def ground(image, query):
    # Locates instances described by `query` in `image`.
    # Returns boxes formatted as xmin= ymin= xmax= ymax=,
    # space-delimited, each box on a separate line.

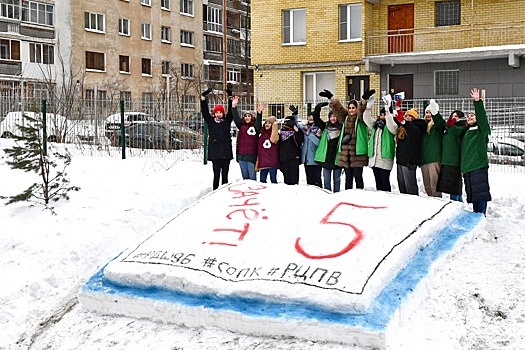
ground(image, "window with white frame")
xmin=180 ymin=30 xmax=194 ymax=46
xmin=85 ymin=51 xmax=105 ymax=71
xmin=141 ymin=0 xmax=151 ymax=6
xmin=119 ymin=18 xmax=130 ymax=36
xmin=180 ymin=0 xmax=193 ymax=16
xmin=162 ymin=61 xmax=171 ymax=75
xmin=0 ymin=0 xmax=20 ymax=20
xmin=282 ymin=8 xmax=306 ymax=44
xmin=303 ymin=72 xmax=335 ymax=102
xmin=206 ymin=6 xmax=222 ymax=32
xmin=182 ymin=95 xmax=196 ymax=111
xmin=435 ymin=0 xmax=461 ymax=26
xmin=227 ymin=68 xmax=241 ymax=83
xmin=339 ymin=4 xmax=362 ymax=41
xmin=142 ymin=58 xmax=152 ymax=75
xmin=141 ymin=23 xmax=151 ymax=40
xmin=161 ymin=26 xmax=171 ymax=43
xmin=29 ymin=43 xmax=54 ymax=64
xmin=435 ymin=70 xmax=459 ymax=95
xmin=22 ymin=1 xmax=54 ymax=26
xmin=181 ymin=63 xmax=194 ymax=78
xmin=119 ymin=55 xmax=130 ymax=73
xmin=161 ymin=0 xmax=170 ymax=10
xmin=0 ymin=39 xmax=20 ymax=60
xmin=85 ymin=12 xmax=105 ymax=32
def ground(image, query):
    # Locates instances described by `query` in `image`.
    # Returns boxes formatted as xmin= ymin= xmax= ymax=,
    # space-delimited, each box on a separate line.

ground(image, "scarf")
xmin=214 ymin=117 xmax=224 ymax=123
xmin=280 ymin=130 xmax=295 ymax=141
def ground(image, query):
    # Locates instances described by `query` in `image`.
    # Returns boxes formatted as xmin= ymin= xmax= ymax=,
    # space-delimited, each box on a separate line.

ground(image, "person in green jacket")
xmin=435 ymin=100 xmax=467 ymax=202
xmin=461 ymin=88 xmax=491 ymax=215
xmin=420 ymin=100 xmax=445 ymax=197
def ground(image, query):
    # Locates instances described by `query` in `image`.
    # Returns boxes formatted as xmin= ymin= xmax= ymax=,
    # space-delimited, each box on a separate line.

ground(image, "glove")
xmin=389 ymin=106 xmax=394 ymax=114
xmin=366 ymin=95 xmax=375 ymax=110
xmin=382 ymin=93 xmax=392 ymax=108
xmin=202 ymin=87 xmax=213 ymax=97
xmin=289 ymin=105 xmax=299 ymax=115
xmin=316 ymin=101 xmax=329 ymax=109
xmin=373 ymin=119 xmax=385 ymax=129
xmin=429 ymin=99 xmax=439 ymax=115
xmin=319 ymin=89 xmax=333 ymax=100
xmin=362 ymin=89 xmax=376 ymax=101
xmin=225 ymin=83 xmax=233 ymax=97
xmin=396 ymin=110 xmax=405 ymax=124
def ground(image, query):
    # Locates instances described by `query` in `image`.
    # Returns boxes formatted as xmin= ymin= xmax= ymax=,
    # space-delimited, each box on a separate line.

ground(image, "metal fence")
xmin=1 ymin=96 xmax=524 ymax=172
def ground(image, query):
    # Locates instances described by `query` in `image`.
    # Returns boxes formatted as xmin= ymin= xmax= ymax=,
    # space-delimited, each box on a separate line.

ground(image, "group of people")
xmin=201 ymin=85 xmax=491 ymax=216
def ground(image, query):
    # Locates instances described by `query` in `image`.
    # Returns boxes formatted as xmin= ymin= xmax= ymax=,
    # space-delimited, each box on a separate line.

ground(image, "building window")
xmin=161 ymin=26 xmax=171 ymax=43
xmin=339 ymin=4 xmax=362 ymax=41
xmin=283 ymin=9 xmax=306 ymax=44
xmin=141 ymin=0 xmax=151 ymax=6
xmin=85 ymin=51 xmax=105 ymax=71
xmin=120 ymin=91 xmax=132 ymax=108
xmin=204 ymin=35 xmax=222 ymax=53
xmin=227 ymin=68 xmax=241 ymax=83
xmin=162 ymin=61 xmax=171 ymax=75
xmin=0 ymin=0 xmax=20 ymax=19
xmin=29 ymin=43 xmax=54 ymax=64
xmin=22 ymin=1 xmax=54 ymax=26
xmin=180 ymin=30 xmax=194 ymax=46
xmin=206 ymin=6 xmax=222 ymax=32
xmin=119 ymin=18 xmax=130 ymax=36
xmin=141 ymin=23 xmax=152 ymax=40
xmin=303 ymin=72 xmax=335 ymax=102
xmin=161 ymin=0 xmax=170 ymax=10
xmin=180 ymin=0 xmax=193 ymax=16
xmin=0 ymin=39 xmax=20 ymax=60
xmin=227 ymin=38 xmax=242 ymax=57
xmin=142 ymin=58 xmax=151 ymax=75
xmin=182 ymin=95 xmax=196 ymax=111
xmin=85 ymin=12 xmax=105 ymax=32
xmin=119 ymin=55 xmax=130 ymax=73
xmin=435 ymin=70 xmax=459 ymax=95
xmin=142 ymin=92 xmax=153 ymax=111
xmin=435 ymin=0 xmax=461 ymax=27
xmin=181 ymin=63 xmax=194 ymax=78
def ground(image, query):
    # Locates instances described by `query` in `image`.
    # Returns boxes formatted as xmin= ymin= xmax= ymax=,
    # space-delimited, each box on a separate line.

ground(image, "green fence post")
xmin=120 ymin=100 xmax=126 ymax=159
xmin=42 ymin=99 xmax=47 ymax=156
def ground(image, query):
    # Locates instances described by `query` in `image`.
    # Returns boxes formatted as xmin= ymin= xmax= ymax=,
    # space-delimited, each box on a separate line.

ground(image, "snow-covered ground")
xmin=1 ymin=139 xmax=524 ymax=350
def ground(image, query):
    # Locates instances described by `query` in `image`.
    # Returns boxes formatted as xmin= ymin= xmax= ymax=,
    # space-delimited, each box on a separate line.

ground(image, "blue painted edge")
xmin=81 ymin=211 xmax=483 ymax=332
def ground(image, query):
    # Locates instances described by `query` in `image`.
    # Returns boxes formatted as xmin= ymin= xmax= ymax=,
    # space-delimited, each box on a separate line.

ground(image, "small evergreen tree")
xmin=1 ymin=113 xmax=80 ymax=207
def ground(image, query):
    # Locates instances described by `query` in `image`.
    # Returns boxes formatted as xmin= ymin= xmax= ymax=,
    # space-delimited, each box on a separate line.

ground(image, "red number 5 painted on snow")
xmin=295 ymin=202 xmax=387 ymax=260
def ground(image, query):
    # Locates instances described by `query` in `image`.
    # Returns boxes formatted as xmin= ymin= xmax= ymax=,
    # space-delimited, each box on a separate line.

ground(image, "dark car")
xmin=120 ymin=123 xmax=182 ymax=150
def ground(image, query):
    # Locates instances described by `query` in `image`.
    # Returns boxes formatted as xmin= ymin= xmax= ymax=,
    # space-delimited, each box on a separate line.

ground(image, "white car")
xmin=0 ymin=111 xmax=67 ymax=142
xmin=487 ymin=136 xmax=525 ymax=166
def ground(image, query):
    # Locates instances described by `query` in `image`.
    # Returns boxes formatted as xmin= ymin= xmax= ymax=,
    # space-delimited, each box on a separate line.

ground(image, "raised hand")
xmin=232 ymin=95 xmax=240 ymax=108
xmin=319 ymin=89 xmax=333 ymax=100
xmin=366 ymin=95 xmax=375 ymax=109
xmin=316 ymin=101 xmax=329 ymax=108
xmin=470 ymin=88 xmax=480 ymax=101
xmin=428 ymin=99 xmax=439 ymax=115
xmin=257 ymin=102 xmax=267 ymax=113
xmin=202 ymin=87 xmax=213 ymax=97
xmin=225 ymin=83 xmax=233 ymax=97
xmin=362 ymin=89 xmax=376 ymax=101
xmin=289 ymin=104 xmax=299 ymax=115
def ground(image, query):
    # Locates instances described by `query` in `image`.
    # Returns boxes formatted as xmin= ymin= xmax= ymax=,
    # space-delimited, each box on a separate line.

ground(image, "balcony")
xmin=365 ymin=22 xmax=525 ymax=63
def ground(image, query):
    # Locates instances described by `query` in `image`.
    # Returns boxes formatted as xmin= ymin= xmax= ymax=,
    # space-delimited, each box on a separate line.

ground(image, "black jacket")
xmin=201 ymin=98 xmax=233 ymax=161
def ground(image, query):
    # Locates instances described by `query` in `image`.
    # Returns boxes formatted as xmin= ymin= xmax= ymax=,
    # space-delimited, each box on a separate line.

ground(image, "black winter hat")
xmin=284 ymin=116 xmax=295 ymax=128
xmin=380 ymin=107 xmax=386 ymax=115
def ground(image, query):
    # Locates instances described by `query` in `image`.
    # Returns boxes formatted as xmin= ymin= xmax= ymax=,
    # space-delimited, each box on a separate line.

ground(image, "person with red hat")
xmin=200 ymin=86 xmax=234 ymax=190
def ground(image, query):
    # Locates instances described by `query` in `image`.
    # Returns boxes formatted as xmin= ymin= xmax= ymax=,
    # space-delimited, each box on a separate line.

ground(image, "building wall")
xmin=68 ymin=0 xmax=203 ymax=99
xmin=381 ymin=57 xmax=525 ymax=99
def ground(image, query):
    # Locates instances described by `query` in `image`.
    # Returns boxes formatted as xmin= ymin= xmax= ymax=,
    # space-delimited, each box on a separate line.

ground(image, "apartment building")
xmin=251 ymin=0 xmax=525 ymax=114
xmin=203 ymin=0 xmax=253 ymax=102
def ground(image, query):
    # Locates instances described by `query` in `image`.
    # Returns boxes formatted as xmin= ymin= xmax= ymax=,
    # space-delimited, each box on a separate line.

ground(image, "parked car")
xmin=113 ymin=123 xmax=181 ymax=150
xmin=487 ymin=136 xmax=525 ymax=166
xmin=0 ymin=111 xmax=67 ymax=142
xmin=105 ymin=112 xmax=152 ymax=134
xmin=491 ymin=125 xmax=525 ymax=143
xmin=168 ymin=124 xmax=202 ymax=150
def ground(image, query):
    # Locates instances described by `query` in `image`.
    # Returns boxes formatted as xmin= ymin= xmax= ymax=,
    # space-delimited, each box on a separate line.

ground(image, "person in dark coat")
xmin=201 ymin=87 xmax=233 ymax=190
xmin=395 ymin=108 xmax=427 ymax=195
xmin=232 ymin=97 xmax=264 ymax=181
xmin=461 ymin=88 xmax=491 ymax=215
xmin=279 ymin=116 xmax=304 ymax=185
xmin=435 ymin=103 xmax=467 ymax=202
